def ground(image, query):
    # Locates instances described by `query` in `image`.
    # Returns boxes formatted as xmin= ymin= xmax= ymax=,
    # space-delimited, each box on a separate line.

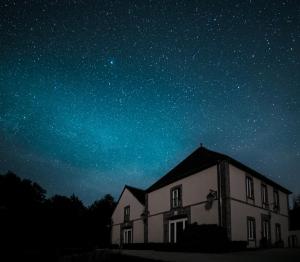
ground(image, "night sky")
xmin=0 ymin=0 xmax=299 ymax=204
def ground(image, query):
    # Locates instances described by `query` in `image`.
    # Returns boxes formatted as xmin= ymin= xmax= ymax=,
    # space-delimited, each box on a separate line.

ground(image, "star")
xmin=0 ymin=0 xmax=298 ymax=204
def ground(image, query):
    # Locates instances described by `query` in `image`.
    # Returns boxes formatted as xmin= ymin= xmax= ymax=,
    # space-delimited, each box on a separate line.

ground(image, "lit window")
xmin=246 ymin=176 xmax=254 ymax=199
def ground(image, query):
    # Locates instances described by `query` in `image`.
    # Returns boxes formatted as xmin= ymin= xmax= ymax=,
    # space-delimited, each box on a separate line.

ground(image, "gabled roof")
xmin=112 ymin=185 xmax=145 ymax=216
xmin=124 ymin=185 xmax=145 ymax=205
xmin=146 ymin=146 xmax=291 ymax=194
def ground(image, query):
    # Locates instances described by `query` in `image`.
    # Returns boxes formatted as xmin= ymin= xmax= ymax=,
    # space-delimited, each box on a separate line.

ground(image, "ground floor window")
xmin=169 ymin=218 xmax=187 ymax=243
xmin=247 ymin=217 xmax=256 ymax=241
xmin=123 ymin=228 xmax=132 ymax=244
xmin=275 ymin=223 xmax=281 ymax=242
xmin=262 ymin=217 xmax=271 ymax=240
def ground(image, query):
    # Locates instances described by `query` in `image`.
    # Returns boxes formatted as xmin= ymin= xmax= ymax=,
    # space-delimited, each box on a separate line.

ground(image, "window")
xmin=273 ymin=190 xmax=280 ymax=212
xmin=261 ymin=184 xmax=268 ymax=207
xmin=247 ymin=217 xmax=256 ymax=241
xmin=262 ymin=218 xmax=270 ymax=240
xmin=171 ymin=186 xmax=182 ymax=208
xmin=124 ymin=206 xmax=130 ymax=222
xmin=275 ymin=223 xmax=281 ymax=242
xmin=246 ymin=176 xmax=254 ymax=199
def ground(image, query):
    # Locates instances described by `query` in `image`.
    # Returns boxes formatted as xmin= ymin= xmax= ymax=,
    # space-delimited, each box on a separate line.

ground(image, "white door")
xmin=123 ymin=228 xmax=132 ymax=244
xmin=169 ymin=218 xmax=187 ymax=243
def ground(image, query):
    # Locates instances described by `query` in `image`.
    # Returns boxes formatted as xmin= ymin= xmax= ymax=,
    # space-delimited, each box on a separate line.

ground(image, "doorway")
xmin=169 ymin=218 xmax=187 ymax=243
xmin=123 ymin=228 xmax=133 ymax=244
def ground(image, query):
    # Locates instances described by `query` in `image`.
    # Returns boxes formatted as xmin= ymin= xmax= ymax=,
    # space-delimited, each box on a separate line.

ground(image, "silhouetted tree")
xmin=47 ymin=194 xmax=85 ymax=213
xmin=0 ymin=171 xmax=46 ymax=209
xmin=0 ymin=172 xmax=48 ymax=260
xmin=0 ymin=171 xmax=117 ymax=261
xmin=88 ymin=194 xmax=116 ymax=247
xmin=43 ymin=194 xmax=88 ymax=250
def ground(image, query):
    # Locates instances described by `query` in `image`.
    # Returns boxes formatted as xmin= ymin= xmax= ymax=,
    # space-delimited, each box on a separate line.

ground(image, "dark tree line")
xmin=0 ymin=171 xmax=116 ymax=261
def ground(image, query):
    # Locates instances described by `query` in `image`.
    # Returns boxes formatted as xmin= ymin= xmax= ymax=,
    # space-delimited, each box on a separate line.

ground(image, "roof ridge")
xmin=125 ymin=184 xmax=145 ymax=192
xmin=125 ymin=184 xmax=146 ymax=205
xmin=146 ymin=146 xmax=291 ymax=194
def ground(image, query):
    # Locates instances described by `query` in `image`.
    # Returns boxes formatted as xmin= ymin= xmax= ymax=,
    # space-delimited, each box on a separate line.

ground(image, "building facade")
xmin=111 ymin=146 xmax=291 ymax=248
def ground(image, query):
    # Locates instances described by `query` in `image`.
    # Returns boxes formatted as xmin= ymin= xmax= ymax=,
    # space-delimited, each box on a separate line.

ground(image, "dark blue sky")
xmin=0 ymin=0 xmax=299 ymax=204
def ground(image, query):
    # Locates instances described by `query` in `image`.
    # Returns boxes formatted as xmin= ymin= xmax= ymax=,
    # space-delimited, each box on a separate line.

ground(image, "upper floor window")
xmin=273 ymin=190 xmax=280 ymax=212
xmin=124 ymin=205 xmax=130 ymax=222
xmin=246 ymin=176 xmax=254 ymax=199
xmin=261 ymin=184 xmax=268 ymax=207
xmin=171 ymin=186 xmax=182 ymax=209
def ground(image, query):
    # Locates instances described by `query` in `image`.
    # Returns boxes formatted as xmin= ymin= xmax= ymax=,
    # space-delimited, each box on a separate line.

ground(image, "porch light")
xmin=205 ymin=189 xmax=217 ymax=210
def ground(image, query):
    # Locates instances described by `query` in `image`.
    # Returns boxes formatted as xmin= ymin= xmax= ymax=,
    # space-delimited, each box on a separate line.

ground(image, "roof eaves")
xmin=125 ymin=185 xmax=146 ymax=205
xmin=227 ymin=158 xmax=292 ymax=194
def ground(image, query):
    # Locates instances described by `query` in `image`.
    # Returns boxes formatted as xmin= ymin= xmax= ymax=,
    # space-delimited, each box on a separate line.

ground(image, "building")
xmin=111 ymin=146 xmax=291 ymax=248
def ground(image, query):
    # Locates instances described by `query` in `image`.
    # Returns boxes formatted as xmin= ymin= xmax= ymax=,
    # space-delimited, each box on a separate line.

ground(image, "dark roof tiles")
xmin=146 ymin=146 xmax=291 ymax=194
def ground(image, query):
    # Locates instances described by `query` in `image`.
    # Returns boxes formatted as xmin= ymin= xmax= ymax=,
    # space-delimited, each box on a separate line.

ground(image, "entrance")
xmin=169 ymin=218 xmax=187 ymax=243
xmin=261 ymin=214 xmax=271 ymax=247
xmin=123 ymin=228 xmax=132 ymax=244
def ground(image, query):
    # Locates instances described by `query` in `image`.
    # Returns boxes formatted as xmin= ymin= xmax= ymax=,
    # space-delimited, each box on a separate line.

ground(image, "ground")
xmin=121 ymin=248 xmax=300 ymax=262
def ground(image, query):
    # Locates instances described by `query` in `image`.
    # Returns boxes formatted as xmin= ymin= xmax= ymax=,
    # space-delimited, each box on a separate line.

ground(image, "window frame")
xmin=123 ymin=228 xmax=133 ymax=244
xmin=246 ymin=176 xmax=254 ymax=200
xmin=261 ymin=215 xmax=271 ymax=240
xmin=261 ymin=183 xmax=269 ymax=207
xmin=275 ymin=223 xmax=281 ymax=242
xmin=169 ymin=217 xmax=188 ymax=243
xmin=170 ymin=185 xmax=182 ymax=209
xmin=273 ymin=189 xmax=280 ymax=212
xmin=247 ymin=216 xmax=256 ymax=241
xmin=124 ymin=205 xmax=130 ymax=222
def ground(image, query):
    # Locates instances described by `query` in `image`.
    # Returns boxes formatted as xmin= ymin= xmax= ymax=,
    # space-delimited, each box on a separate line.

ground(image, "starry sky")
xmin=0 ymin=0 xmax=299 ymax=204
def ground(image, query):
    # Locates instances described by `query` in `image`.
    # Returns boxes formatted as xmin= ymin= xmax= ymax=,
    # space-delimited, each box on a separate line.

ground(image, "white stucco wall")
xmin=278 ymin=190 xmax=289 ymax=216
xmin=231 ymin=200 xmax=289 ymax=246
xmin=229 ymin=164 xmax=289 ymax=215
xmin=148 ymin=214 xmax=164 ymax=242
xmin=147 ymin=166 xmax=218 ymax=243
xmin=229 ymin=164 xmax=289 ymax=247
xmin=231 ymin=200 xmax=260 ymax=242
xmin=111 ymin=187 xmax=145 ymax=244
xmin=112 ymin=188 xmax=144 ymax=225
xmin=148 ymin=165 xmax=218 ymax=215
xmin=133 ymin=220 xmax=144 ymax=243
xmin=229 ymin=164 xmax=243 ymax=200
xmin=191 ymin=201 xmax=219 ymax=225
xmin=271 ymin=213 xmax=289 ymax=246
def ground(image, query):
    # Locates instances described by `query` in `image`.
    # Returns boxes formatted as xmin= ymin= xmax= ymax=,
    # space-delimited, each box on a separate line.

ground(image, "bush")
xmin=228 ymin=241 xmax=248 ymax=251
xmin=114 ymin=224 xmax=248 ymax=253
xmin=177 ymin=223 xmax=229 ymax=252
xmin=260 ymin=237 xmax=271 ymax=248
xmin=274 ymin=240 xmax=284 ymax=248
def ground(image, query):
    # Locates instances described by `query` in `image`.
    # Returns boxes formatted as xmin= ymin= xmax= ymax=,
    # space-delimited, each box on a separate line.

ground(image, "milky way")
xmin=0 ymin=0 xmax=299 ymax=204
